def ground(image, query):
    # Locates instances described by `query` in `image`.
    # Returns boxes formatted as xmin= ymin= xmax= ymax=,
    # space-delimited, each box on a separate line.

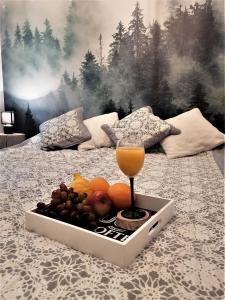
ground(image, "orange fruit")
xmin=89 ymin=176 xmax=110 ymax=192
xmin=107 ymin=183 xmax=131 ymax=209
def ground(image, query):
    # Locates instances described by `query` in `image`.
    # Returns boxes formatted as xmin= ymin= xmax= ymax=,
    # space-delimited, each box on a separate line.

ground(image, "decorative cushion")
xmin=101 ymin=106 xmax=180 ymax=148
xmin=78 ymin=112 xmax=119 ymax=151
xmin=39 ymin=107 xmax=91 ymax=150
xmin=161 ymin=108 xmax=225 ymax=158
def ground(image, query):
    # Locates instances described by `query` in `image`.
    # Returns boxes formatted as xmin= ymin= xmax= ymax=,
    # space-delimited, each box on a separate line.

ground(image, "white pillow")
xmin=161 ymin=108 xmax=225 ymax=158
xmin=78 ymin=112 xmax=119 ymax=151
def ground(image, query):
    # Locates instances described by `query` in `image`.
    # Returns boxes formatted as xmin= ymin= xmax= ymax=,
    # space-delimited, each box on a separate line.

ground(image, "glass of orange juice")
xmin=116 ymin=137 xmax=145 ymax=219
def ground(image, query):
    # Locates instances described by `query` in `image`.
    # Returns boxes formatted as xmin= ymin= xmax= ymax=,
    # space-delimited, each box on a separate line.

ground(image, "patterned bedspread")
xmin=0 ymin=138 xmax=224 ymax=300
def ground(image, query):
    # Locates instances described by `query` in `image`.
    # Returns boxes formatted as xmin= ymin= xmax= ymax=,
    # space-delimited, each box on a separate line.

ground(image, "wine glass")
xmin=116 ymin=137 xmax=145 ymax=219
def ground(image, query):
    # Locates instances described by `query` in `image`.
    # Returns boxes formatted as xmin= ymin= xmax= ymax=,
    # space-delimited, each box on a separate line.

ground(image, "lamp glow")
xmin=1 ymin=111 xmax=15 ymax=134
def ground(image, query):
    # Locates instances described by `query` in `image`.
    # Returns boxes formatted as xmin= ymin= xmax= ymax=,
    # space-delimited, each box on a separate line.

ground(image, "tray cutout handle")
xmin=148 ymin=220 xmax=161 ymax=236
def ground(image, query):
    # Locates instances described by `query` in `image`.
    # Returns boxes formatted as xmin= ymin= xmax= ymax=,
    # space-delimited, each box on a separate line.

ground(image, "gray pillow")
xmin=101 ymin=106 xmax=180 ymax=148
xmin=39 ymin=107 xmax=91 ymax=150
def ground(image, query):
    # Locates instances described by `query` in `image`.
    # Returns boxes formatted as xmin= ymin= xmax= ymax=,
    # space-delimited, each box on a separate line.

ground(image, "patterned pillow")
xmin=39 ymin=107 xmax=91 ymax=150
xmin=101 ymin=106 xmax=180 ymax=148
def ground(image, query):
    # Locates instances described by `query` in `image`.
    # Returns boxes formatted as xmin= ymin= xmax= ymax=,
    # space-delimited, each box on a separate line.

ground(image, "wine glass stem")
xmin=129 ymin=177 xmax=135 ymax=211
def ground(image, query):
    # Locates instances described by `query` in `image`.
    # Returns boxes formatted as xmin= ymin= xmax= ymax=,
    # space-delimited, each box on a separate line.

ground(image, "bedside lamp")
xmin=1 ymin=111 xmax=15 ymax=134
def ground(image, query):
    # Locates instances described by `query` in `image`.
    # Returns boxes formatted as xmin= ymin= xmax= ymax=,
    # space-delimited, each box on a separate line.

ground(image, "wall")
xmin=1 ymin=0 xmax=224 ymax=138
xmin=0 ymin=33 xmax=4 ymax=133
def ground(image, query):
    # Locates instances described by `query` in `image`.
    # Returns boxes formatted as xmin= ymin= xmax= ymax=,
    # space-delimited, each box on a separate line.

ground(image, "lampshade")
xmin=1 ymin=111 xmax=15 ymax=125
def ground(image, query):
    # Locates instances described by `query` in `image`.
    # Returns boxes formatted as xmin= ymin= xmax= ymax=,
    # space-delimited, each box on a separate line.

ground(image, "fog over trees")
xmin=2 ymin=0 xmax=224 ymax=136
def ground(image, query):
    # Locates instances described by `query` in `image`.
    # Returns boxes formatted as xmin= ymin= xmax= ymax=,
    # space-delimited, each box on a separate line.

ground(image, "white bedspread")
xmin=0 ymin=140 xmax=224 ymax=300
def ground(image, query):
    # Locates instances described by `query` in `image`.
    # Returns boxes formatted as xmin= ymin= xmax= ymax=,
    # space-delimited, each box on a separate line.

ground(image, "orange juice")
xmin=116 ymin=147 xmax=145 ymax=177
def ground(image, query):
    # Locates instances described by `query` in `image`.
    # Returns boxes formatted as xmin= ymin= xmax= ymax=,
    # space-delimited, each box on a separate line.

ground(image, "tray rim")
xmin=25 ymin=193 xmax=175 ymax=246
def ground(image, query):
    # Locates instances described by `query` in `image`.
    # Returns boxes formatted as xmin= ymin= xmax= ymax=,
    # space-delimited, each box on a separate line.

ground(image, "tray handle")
xmin=148 ymin=220 xmax=161 ymax=236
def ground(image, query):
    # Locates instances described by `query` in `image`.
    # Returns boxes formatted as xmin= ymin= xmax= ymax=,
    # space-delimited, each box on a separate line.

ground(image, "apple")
xmin=89 ymin=191 xmax=112 ymax=217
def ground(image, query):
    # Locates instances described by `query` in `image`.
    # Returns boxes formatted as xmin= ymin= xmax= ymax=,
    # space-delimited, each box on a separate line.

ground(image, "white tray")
xmin=25 ymin=194 xmax=175 ymax=268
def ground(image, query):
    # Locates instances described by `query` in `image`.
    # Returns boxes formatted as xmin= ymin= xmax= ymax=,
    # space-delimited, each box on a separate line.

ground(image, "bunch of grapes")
xmin=36 ymin=183 xmax=97 ymax=228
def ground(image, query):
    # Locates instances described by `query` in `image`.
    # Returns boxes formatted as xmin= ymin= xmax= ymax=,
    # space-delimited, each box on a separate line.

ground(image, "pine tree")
xmin=42 ymin=19 xmax=61 ymax=69
xmin=71 ymin=72 xmax=78 ymax=90
xmin=14 ymin=24 xmax=22 ymax=48
xmin=63 ymin=70 xmax=71 ymax=86
xmin=164 ymin=5 xmax=191 ymax=57
xmin=2 ymin=28 xmax=11 ymax=56
xmin=63 ymin=1 xmax=76 ymax=59
xmin=143 ymin=21 xmax=169 ymax=112
xmin=34 ymin=27 xmax=41 ymax=52
xmin=80 ymin=50 xmax=101 ymax=91
xmin=158 ymin=80 xmax=176 ymax=118
xmin=102 ymin=99 xmax=117 ymax=114
xmin=128 ymin=2 xmax=147 ymax=59
xmin=1 ymin=28 xmax=12 ymax=88
xmin=190 ymin=0 xmax=223 ymax=67
xmin=24 ymin=104 xmax=38 ymax=138
xmin=118 ymin=106 xmax=126 ymax=119
xmin=108 ymin=21 xmax=125 ymax=65
xmin=128 ymin=99 xmax=133 ymax=114
xmin=42 ymin=19 xmax=53 ymax=47
xmin=190 ymin=83 xmax=209 ymax=115
xmin=22 ymin=20 xmax=33 ymax=48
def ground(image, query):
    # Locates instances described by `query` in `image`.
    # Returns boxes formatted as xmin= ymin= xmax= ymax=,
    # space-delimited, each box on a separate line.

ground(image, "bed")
xmin=0 ymin=136 xmax=224 ymax=300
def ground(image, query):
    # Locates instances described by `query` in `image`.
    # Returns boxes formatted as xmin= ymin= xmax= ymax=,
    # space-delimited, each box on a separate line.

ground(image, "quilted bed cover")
xmin=0 ymin=136 xmax=224 ymax=300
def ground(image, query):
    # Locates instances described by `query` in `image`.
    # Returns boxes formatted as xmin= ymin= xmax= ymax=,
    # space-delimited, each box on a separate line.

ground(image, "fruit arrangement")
xmin=36 ymin=175 xmax=132 ymax=229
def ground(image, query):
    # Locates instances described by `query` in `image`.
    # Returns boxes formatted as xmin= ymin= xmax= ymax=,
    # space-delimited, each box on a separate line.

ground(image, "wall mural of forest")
xmin=1 ymin=0 xmax=224 ymax=138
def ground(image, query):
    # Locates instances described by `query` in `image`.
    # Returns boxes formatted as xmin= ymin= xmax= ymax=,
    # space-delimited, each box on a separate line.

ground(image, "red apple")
xmin=89 ymin=191 xmax=112 ymax=217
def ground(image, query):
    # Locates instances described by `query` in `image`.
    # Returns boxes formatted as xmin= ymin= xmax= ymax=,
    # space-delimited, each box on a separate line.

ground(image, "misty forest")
xmin=1 ymin=0 xmax=224 ymax=138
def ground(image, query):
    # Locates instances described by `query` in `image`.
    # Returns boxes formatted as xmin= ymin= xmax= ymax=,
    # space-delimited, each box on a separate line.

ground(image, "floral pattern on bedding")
xmin=0 ymin=144 xmax=224 ymax=300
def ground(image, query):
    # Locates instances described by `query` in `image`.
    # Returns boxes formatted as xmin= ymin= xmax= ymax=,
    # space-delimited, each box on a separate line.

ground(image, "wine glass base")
xmin=116 ymin=209 xmax=150 ymax=231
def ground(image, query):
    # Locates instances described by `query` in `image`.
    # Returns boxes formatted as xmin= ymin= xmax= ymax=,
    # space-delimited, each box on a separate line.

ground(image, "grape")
xmin=82 ymin=205 xmax=92 ymax=213
xmin=77 ymin=192 xmax=87 ymax=202
xmin=87 ymin=212 xmax=96 ymax=222
xmin=56 ymin=203 xmax=66 ymax=212
xmin=68 ymin=193 xmax=74 ymax=200
xmin=49 ymin=210 xmax=58 ymax=218
xmin=60 ymin=183 xmax=68 ymax=191
xmin=76 ymin=203 xmax=83 ymax=211
xmin=51 ymin=189 xmax=61 ymax=199
xmin=60 ymin=191 xmax=68 ymax=201
xmin=51 ymin=198 xmax=61 ymax=207
xmin=69 ymin=211 xmax=77 ymax=219
xmin=82 ymin=199 xmax=89 ymax=205
xmin=69 ymin=187 xmax=74 ymax=193
xmin=59 ymin=209 xmax=70 ymax=218
xmin=37 ymin=202 xmax=46 ymax=210
xmin=89 ymin=220 xmax=97 ymax=228
xmin=65 ymin=200 xmax=73 ymax=210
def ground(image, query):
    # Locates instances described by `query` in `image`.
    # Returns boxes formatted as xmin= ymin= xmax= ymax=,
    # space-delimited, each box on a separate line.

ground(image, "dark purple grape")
xmin=59 ymin=209 xmax=70 ymax=218
xmin=68 ymin=192 xmax=75 ymax=200
xmin=60 ymin=183 xmax=68 ymax=191
xmin=89 ymin=220 xmax=97 ymax=228
xmin=65 ymin=200 xmax=73 ymax=210
xmin=77 ymin=192 xmax=87 ymax=202
xmin=73 ymin=192 xmax=78 ymax=198
xmin=76 ymin=203 xmax=84 ymax=211
xmin=87 ymin=212 xmax=96 ymax=222
xmin=49 ymin=210 xmax=58 ymax=218
xmin=37 ymin=202 xmax=46 ymax=210
xmin=69 ymin=211 xmax=78 ymax=219
xmin=69 ymin=187 xmax=74 ymax=193
xmin=51 ymin=198 xmax=61 ymax=207
xmin=60 ymin=191 xmax=68 ymax=201
xmin=56 ymin=203 xmax=66 ymax=212
xmin=51 ymin=189 xmax=61 ymax=199
xmin=82 ymin=205 xmax=92 ymax=213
